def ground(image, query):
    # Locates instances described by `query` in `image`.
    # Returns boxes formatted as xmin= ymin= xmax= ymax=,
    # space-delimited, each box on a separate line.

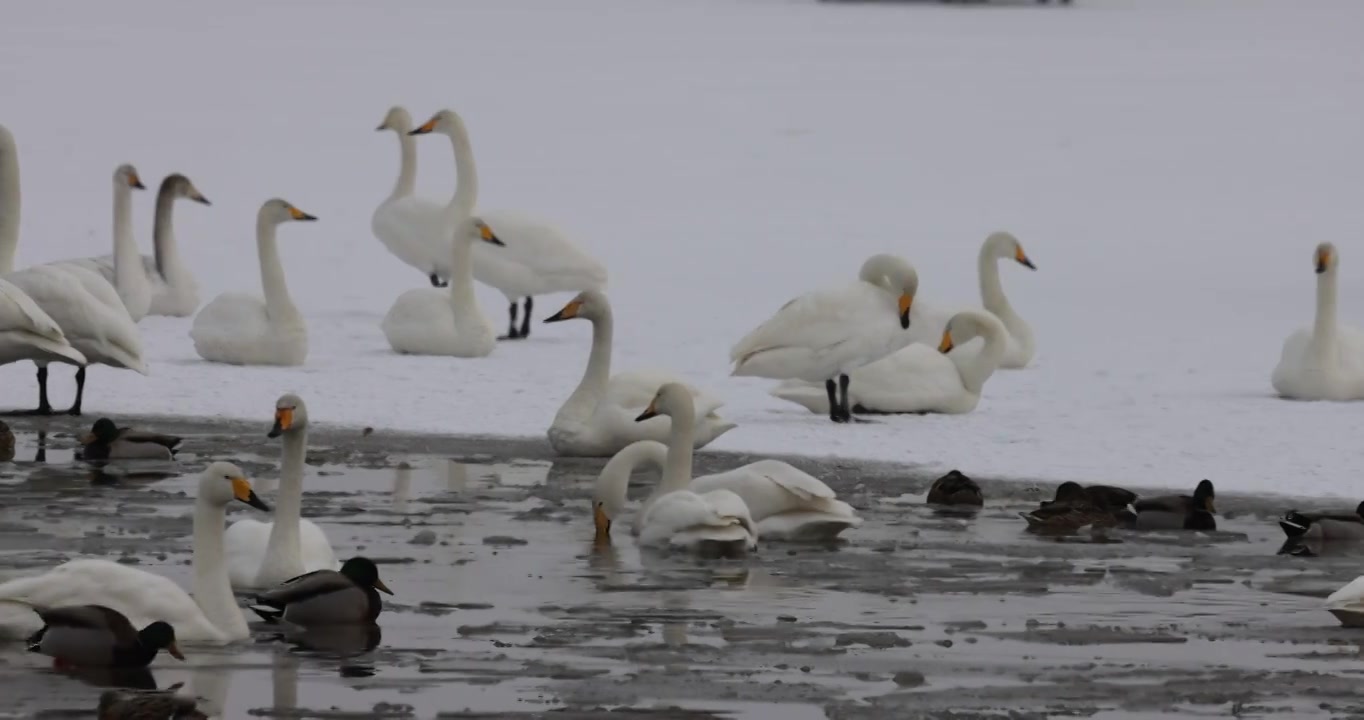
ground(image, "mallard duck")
xmin=1041 ymin=481 xmax=1136 ymax=511
xmin=24 ymin=604 xmax=183 ymax=668
xmin=1280 ymin=501 xmax=1364 ymax=540
xmin=98 ymin=686 xmax=206 ymax=720
xmin=79 ymin=418 xmax=182 ymax=461
xmin=1132 ymin=479 xmax=1216 ymax=531
xmin=926 ymin=470 xmax=983 ymax=507
xmin=1020 ymin=500 xmax=1125 ymax=534
xmin=0 ymin=420 xmax=13 ymax=461
xmin=250 ymin=557 xmax=392 ymax=627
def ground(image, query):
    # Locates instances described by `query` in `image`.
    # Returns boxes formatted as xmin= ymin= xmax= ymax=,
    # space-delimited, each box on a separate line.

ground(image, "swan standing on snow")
xmin=731 ymin=253 xmax=918 ymax=423
xmin=593 ymin=441 xmax=756 ymax=556
xmin=0 ymin=124 xmax=144 ymax=415
xmin=771 ymin=310 xmax=1008 ymax=416
xmin=372 ymin=106 xmax=448 ymax=287
xmin=0 ymin=462 xmax=271 ymax=645
xmin=636 ymin=383 xmax=862 ymax=541
xmin=225 ymin=394 xmax=338 ymax=589
xmin=381 ymin=109 xmax=507 ymax=357
xmin=190 ymin=199 xmax=316 ymax=366
xmin=543 ymin=290 xmax=736 ymax=457
xmin=1271 ymin=242 xmax=1364 ymax=401
xmin=75 ymin=174 xmax=211 ymax=317
xmin=60 ymin=165 xmax=152 ymax=321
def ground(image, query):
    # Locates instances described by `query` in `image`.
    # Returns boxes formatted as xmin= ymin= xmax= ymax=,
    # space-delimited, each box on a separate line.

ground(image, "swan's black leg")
xmin=838 ymin=374 xmax=853 ymax=422
xmin=825 ymin=379 xmax=846 ymax=423
xmin=519 ymin=297 xmax=533 ymax=339
xmin=35 ymin=430 xmax=47 ymax=463
xmin=67 ymin=367 xmax=86 ymax=416
xmin=428 ymin=273 xmax=448 ymax=288
xmin=499 ymin=302 xmax=522 ymax=341
xmin=35 ymin=366 xmax=53 ymax=415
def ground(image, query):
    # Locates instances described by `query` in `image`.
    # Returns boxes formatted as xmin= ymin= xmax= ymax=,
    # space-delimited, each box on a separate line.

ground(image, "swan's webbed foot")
xmin=428 ymin=273 xmax=448 ymax=288
xmin=3 ymin=366 xmax=57 ymax=416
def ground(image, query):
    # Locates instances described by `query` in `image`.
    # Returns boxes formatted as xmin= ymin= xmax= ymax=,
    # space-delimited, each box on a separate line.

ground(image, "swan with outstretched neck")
xmin=190 ymin=198 xmax=316 ymax=366
xmin=543 ymin=289 xmax=735 ymax=457
xmin=371 ymin=106 xmax=447 ymax=287
xmin=61 ymin=165 xmax=152 ymax=321
xmin=224 ymin=393 xmax=338 ymax=589
xmin=1271 ymin=242 xmax=1364 ymax=401
xmin=380 ymin=109 xmax=507 ymax=357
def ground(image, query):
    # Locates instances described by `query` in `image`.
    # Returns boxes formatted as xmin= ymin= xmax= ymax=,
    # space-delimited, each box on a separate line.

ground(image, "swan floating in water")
xmin=730 ymin=253 xmax=918 ymax=423
xmin=544 ymin=290 xmax=735 ymax=456
xmin=1271 ymin=242 xmax=1364 ymax=401
xmin=381 ymin=109 xmax=507 ymax=357
xmin=225 ymin=393 xmax=338 ymax=589
xmin=770 ymin=309 xmax=1007 ymax=415
xmin=0 ymin=123 xmax=144 ymax=416
xmin=190 ymin=198 xmax=316 ymax=366
xmin=0 ymin=462 xmax=271 ymax=645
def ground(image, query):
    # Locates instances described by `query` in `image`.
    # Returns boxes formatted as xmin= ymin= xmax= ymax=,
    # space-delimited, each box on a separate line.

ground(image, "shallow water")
xmin=2 ymin=419 xmax=1364 ymax=718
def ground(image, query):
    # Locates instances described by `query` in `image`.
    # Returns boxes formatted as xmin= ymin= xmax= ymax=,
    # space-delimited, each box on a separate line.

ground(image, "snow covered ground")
xmin=1 ymin=0 xmax=1361 ymax=497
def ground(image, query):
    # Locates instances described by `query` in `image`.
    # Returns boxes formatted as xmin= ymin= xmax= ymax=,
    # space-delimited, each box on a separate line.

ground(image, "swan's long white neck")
xmin=0 ymin=130 xmax=18 ymax=275
xmin=442 ymin=120 xmax=482 ymax=316
xmin=597 ymin=440 xmax=667 ymax=514
xmin=389 ymin=129 xmax=417 ymax=201
xmin=192 ymin=497 xmax=245 ymax=638
xmin=256 ymin=215 xmax=300 ymax=324
xmin=660 ymin=400 xmax=697 ymax=492
xmin=112 ymin=182 xmax=142 ymax=291
xmin=1313 ymin=265 xmax=1339 ymax=352
xmin=978 ymin=247 xmax=1015 ymax=320
xmin=443 ymin=120 xmax=479 ymax=221
xmin=152 ymin=185 xmax=182 ymax=279
xmin=561 ymin=308 xmax=615 ymax=420
xmin=260 ymin=427 xmax=307 ymax=579
xmin=951 ymin=320 xmax=1007 ymax=393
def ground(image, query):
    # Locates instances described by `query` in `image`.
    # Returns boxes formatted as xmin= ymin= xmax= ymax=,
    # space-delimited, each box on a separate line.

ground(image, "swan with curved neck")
xmin=731 ymin=253 xmax=919 ymax=422
xmin=635 ymin=383 xmax=861 ymax=540
xmin=224 ymin=393 xmax=338 ymax=589
xmin=543 ymin=289 xmax=736 ymax=457
xmin=380 ymin=109 xmax=506 ymax=357
xmin=1271 ymin=242 xmax=1364 ymax=401
xmin=189 ymin=198 xmax=316 ymax=366
xmin=771 ymin=309 xmax=1008 ymax=415
xmin=0 ymin=461 xmax=270 ymax=645
xmin=977 ymin=231 xmax=1036 ymax=368
xmin=0 ymin=123 xmax=145 ymax=415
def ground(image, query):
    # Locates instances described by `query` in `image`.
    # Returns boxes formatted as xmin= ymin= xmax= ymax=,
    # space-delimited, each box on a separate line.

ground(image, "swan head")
xmin=985 ymin=231 xmax=1035 ymax=270
xmin=1316 ymin=242 xmax=1336 ymax=274
xmin=1193 ymin=479 xmax=1215 ymax=514
xmin=545 ymin=290 xmax=610 ymax=324
xmin=466 ymin=218 xmax=506 ymax=247
xmin=858 ymin=254 xmax=917 ymax=329
xmin=259 ymin=198 xmax=317 ymax=225
xmin=267 ymin=392 xmax=308 ymax=438
xmin=198 ymin=461 xmax=271 ymax=512
xmin=635 ymin=382 xmax=691 ymax=422
xmin=938 ymin=310 xmax=1004 ymax=354
xmin=408 ymin=109 xmax=467 ymax=138
xmin=114 ymin=164 xmax=146 ymax=191
xmin=376 ymin=106 xmax=413 ymax=133
xmin=163 ymin=174 xmax=210 ymax=206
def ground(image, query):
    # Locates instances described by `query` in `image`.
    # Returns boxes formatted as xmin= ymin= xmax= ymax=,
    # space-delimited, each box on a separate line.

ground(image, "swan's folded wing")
xmin=476 ymin=210 xmax=609 ymax=288
xmin=605 ymin=371 xmax=726 ymax=416
xmin=255 ymin=570 xmax=350 ymax=607
xmin=0 ymin=279 xmax=69 ymax=343
xmin=739 ymin=460 xmax=836 ymax=501
xmin=729 ymin=284 xmax=886 ymax=366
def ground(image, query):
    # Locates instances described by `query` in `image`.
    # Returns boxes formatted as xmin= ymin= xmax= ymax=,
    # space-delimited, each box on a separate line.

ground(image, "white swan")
xmin=190 ymin=198 xmax=316 ymax=366
xmin=224 ymin=393 xmax=338 ymax=589
xmin=770 ymin=309 xmax=1007 ymax=416
xmin=372 ymin=106 xmax=447 ymax=286
xmin=59 ymin=164 xmax=153 ymax=321
xmin=730 ymin=253 xmax=918 ymax=423
xmin=0 ymin=124 xmax=145 ymax=415
xmin=593 ymin=442 xmax=756 ymax=555
xmin=0 ymin=280 xmax=86 ymax=383
xmin=636 ymin=382 xmax=862 ymax=541
xmin=74 ymin=174 xmax=210 ymax=317
xmin=381 ymin=109 xmax=507 ymax=357
xmin=1271 ymin=242 xmax=1364 ymax=401
xmin=1326 ymin=574 xmax=1364 ymax=627
xmin=0 ymin=462 xmax=270 ymax=645
xmin=543 ymin=289 xmax=736 ymax=457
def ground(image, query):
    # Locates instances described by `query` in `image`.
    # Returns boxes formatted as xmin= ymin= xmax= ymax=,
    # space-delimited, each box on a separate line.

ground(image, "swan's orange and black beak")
xmin=545 ymin=299 xmax=582 ymax=323
xmin=1015 ymin=245 xmax=1036 ymax=270
xmin=898 ymin=293 xmax=913 ymax=329
xmin=231 ymin=477 xmax=272 ymax=512
xmin=128 ymin=172 xmax=146 ymax=190
xmin=938 ymin=330 xmax=955 ymax=354
xmin=408 ymin=118 xmax=437 ymax=136
xmin=189 ymin=188 xmax=211 ymax=206
xmin=635 ymin=399 xmax=659 ymax=422
xmin=288 ymin=206 xmax=317 ymax=222
xmin=594 ymin=502 xmax=612 ymax=542
xmin=476 ymin=221 xmax=506 ymax=247
xmin=268 ymin=407 xmax=294 ymax=438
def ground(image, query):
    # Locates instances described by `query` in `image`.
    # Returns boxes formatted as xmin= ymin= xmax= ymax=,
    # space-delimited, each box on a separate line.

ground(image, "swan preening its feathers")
xmin=544 ymin=290 xmax=736 ymax=457
xmin=190 ymin=199 xmax=316 ymax=366
xmin=1271 ymin=242 xmax=1364 ymax=401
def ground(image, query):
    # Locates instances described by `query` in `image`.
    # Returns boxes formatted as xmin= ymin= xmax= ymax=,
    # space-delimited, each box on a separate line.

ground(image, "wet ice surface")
xmin=2 ymin=417 xmax=1364 ymax=718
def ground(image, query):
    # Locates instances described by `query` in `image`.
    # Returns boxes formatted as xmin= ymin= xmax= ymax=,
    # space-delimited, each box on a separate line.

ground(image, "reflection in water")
xmin=444 ymin=460 xmax=469 ymax=493
xmin=35 ymin=430 xmax=46 ymax=463
xmin=391 ymin=465 xmax=411 ymax=513
xmin=61 ymin=664 xmax=157 ymax=690
xmin=190 ymin=662 xmax=232 ymax=718
xmin=278 ymin=624 xmax=382 ymax=679
xmin=1276 ymin=536 xmax=1364 ymax=557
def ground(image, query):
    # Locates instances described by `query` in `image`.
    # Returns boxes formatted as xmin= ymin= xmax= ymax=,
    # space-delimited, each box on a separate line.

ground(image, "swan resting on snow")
xmin=190 ymin=199 xmax=316 ymax=366
xmin=1271 ymin=242 xmax=1364 ymax=401
xmin=731 ymin=253 xmax=918 ymax=423
xmin=544 ymin=290 xmax=735 ymax=456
